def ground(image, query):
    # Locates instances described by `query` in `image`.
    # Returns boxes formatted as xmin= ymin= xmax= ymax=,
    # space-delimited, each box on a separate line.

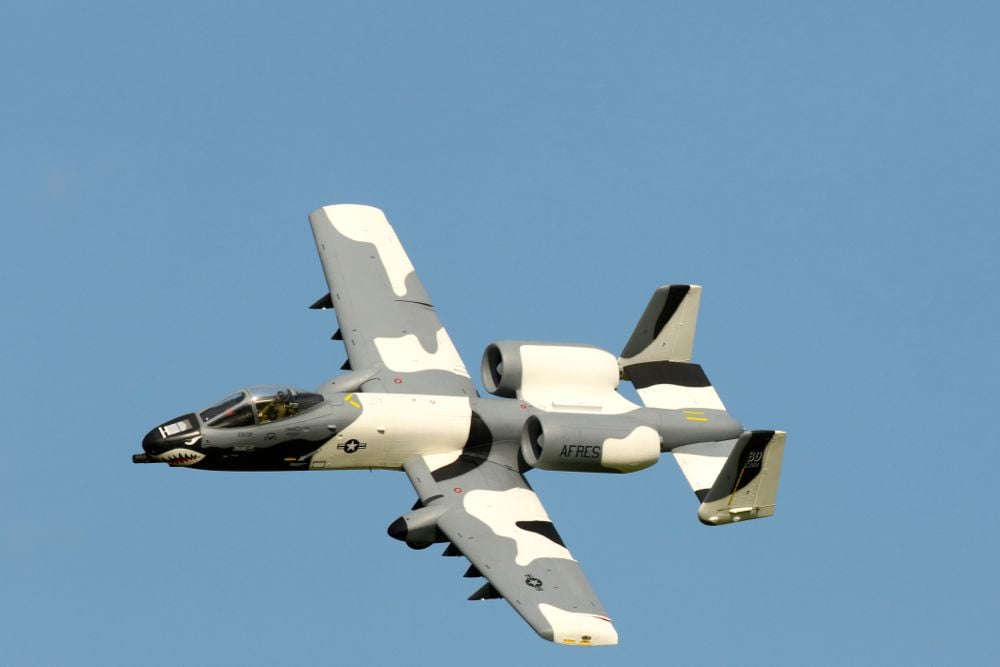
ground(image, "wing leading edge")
xmin=402 ymin=452 xmax=619 ymax=646
xmin=309 ymin=205 xmax=476 ymax=397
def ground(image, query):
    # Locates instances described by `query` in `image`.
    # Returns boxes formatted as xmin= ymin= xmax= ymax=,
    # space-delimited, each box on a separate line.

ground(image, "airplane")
xmin=135 ymin=204 xmax=787 ymax=646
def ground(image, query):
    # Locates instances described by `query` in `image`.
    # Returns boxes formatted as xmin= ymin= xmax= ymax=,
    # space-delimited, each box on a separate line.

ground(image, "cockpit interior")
xmin=199 ymin=386 xmax=324 ymax=429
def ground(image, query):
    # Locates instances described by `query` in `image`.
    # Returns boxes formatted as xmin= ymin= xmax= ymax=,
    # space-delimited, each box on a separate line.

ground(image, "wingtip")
xmin=537 ymin=604 xmax=619 ymax=646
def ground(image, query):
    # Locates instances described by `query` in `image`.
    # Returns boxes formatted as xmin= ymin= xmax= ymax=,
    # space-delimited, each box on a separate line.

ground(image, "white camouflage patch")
xmin=537 ymin=603 xmax=619 ymax=646
xmin=599 ymin=425 xmax=660 ymax=472
xmin=462 ymin=488 xmax=574 ymax=566
xmin=636 ymin=383 xmax=726 ymax=411
xmin=374 ymin=329 xmax=471 ymax=377
xmin=671 ymin=440 xmax=736 ymax=493
xmin=518 ymin=345 xmax=638 ymax=414
xmin=324 ymin=204 xmax=417 ymax=298
xmin=311 ymin=393 xmax=472 ymax=469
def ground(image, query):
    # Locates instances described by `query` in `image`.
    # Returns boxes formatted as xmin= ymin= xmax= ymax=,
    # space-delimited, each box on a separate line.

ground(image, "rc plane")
xmin=136 ymin=204 xmax=786 ymax=646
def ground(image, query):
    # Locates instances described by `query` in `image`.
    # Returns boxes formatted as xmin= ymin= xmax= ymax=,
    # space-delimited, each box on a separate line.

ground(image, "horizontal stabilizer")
xmin=698 ymin=431 xmax=787 ymax=526
xmin=672 ymin=438 xmax=738 ymax=499
xmin=625 ymin=360 xmax=725 ymax=411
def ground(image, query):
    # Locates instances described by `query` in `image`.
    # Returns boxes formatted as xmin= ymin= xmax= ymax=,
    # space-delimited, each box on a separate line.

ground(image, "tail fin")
xmin=696 ymin=430 xmax=787 ymax=526
xmin=621 ymin=284 xmax=701 ymax=365
xmin=620 ymin=285 xmax=725 ymax=411
xmin=622 ymin=288 xmax=786 ymax=525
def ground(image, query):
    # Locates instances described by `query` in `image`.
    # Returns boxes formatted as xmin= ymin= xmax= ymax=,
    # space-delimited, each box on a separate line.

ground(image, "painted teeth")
xmin=158 ymin=448 xmax=205 ymax=466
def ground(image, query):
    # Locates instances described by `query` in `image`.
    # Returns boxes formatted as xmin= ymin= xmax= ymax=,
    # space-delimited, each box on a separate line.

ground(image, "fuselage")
xmin=138 ymin=384 xmax=743 ymax=473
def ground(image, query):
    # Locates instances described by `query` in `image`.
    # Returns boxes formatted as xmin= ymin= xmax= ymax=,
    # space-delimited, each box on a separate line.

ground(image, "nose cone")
xmin=142 ymin=426 xmax=169 ymax=456
xmin=142 ymin=414 xmax=204 ymax=465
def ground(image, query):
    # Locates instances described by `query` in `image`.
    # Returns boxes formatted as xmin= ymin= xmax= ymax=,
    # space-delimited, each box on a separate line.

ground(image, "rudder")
xmin=697 ymin=430 xmax=787 ymax=526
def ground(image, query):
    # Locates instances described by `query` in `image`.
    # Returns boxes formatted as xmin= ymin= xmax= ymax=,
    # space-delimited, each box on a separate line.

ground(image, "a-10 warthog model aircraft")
xmin=136 ymin=204 xmax=786 ymax=646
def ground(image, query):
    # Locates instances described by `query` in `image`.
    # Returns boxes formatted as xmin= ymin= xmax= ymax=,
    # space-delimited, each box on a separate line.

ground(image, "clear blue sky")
xmin=3 ymin=2 xmax=998 ymax=665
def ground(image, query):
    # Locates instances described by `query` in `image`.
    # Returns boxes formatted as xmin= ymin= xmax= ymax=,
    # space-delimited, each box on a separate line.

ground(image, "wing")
xmin=309 ymin=204 xmax=476 ymax=397
xmin=403 ymin=449 xmax=619 ymax=646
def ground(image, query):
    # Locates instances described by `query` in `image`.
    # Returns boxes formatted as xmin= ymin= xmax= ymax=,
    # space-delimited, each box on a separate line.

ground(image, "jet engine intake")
xmin=520 ymin=413 xmax=661 ymax=473
xmin=481 ymin=340 xmax=529 ymax=397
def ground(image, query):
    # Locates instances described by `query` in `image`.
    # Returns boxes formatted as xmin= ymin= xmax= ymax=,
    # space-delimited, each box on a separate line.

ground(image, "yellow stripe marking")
xmin=728 ymin=466 xmax=748 ymax=507
xmin=686 ymin=417 xmax=709 ymax=422
xmin=344 ymin=393 xmax=361 ymax=409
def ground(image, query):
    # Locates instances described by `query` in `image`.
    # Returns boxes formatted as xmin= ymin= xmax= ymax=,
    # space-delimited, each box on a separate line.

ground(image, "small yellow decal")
xmin=686 ymin=417 xmax=709 ymax=422
xmin=728 ymin=467 xmax=748 ymax=507
xmin=344 ymin=393 xmax=361 ymax=409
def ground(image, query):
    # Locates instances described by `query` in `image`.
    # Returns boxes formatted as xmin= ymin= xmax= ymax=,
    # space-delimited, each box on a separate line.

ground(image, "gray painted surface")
xmin=139 ymin=204 xmax=786 ymax=645
xmin=309 ymin=206 xmax=477 ymax=398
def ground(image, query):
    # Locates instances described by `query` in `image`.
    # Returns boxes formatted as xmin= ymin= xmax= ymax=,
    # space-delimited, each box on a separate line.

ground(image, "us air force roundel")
xmin=338 ymin=439 xmax=367 ymax=454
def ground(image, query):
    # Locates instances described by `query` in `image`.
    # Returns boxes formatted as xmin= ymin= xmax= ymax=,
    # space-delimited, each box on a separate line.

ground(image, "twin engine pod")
xmin=482 ymin=340 xmax=663 ymax=474
xmin=520 ymin=413 xmax=661 ymax=474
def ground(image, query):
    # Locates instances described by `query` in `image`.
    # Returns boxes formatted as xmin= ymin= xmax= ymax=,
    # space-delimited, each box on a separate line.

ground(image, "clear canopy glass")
xmin=199 ymin=386 xmax=323 ymax=428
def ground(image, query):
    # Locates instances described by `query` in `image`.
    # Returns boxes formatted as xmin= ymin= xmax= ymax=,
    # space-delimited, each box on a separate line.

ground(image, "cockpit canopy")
xmin=199 ymin=385 xmax=324 ymax=429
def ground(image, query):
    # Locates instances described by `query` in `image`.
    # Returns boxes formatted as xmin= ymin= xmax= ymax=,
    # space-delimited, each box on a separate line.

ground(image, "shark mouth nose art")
xmin=158 ymin=448 xmax=206 ymax=466
xmin=142 ymin=413 xmax=205 ymax=466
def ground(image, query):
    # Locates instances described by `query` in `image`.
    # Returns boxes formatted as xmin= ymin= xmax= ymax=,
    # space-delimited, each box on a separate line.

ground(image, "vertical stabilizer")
xmin=697 ymin=431 xmax=787 ymax=525
xmin=620 ymin=284 xmax=701 ymax=365
xmin=620 ymin=285 xmax=724 ymax=411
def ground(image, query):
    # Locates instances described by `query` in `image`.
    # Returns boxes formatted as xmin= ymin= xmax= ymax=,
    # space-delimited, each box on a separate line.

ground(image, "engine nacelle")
xmin=520 ymin=413 xmax=661 ymax=473
xmin=481 ymin=340 xmax=623 ymax=400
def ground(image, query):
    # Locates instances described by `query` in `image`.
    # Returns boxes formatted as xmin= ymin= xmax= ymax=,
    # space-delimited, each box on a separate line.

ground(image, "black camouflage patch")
xmin=653 ymin=285 xmax=691 ymax=339
xmin=620 ymin=284 xmax=690 ymax=358
xmin=625 ymin=360 xmax=711 ymax=389
xmin=515 ymin=520 xmax=566 ymax=548
xmin=431 ymin=411 xmax=493 ymax=482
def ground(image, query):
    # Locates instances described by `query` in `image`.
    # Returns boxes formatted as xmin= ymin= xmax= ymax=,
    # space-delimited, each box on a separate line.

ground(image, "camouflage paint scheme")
xmin=138 ymin=204 xmax=787 ymax=646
